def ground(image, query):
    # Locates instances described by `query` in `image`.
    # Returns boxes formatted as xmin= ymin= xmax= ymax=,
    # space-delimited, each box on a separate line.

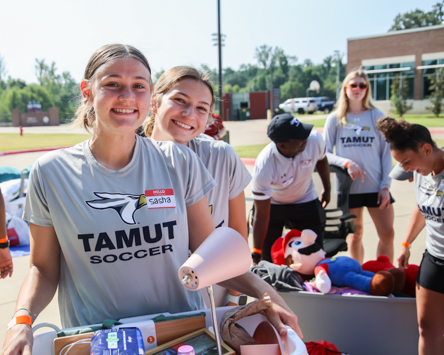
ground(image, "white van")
xmin=279 ymin=97 xmax=318 ymax=114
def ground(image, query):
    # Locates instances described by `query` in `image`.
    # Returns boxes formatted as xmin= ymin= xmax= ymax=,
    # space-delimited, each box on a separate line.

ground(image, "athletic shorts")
xmin=344 ymin=192 xmax=395 ymax=209
xmin=417 ymin=250 xmax=444 ymax=294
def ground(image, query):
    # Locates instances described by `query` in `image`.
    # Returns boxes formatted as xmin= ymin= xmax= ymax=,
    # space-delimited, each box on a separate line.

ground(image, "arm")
xmin=228 ymin=191 xmax=248 ymax=241
xmin=1 ymin=223 xmax=60 ymax=355
xmin=0 ymin=189 xmax=13 ymax=278
xmin=323 ymin=114 xmax=365 ymax=181
xmin=315 ymin=156 xmax=331 ymax=208
xmin=397 ymin=205 xmax=426 ymax=269
xmin=323 ymin=114 xmax=349 ymax=168
xmin=226 ymin=192 xmax=248 ymax=303
xmin=187 ymin=198 xmax=302 ymax=338
xmin=252 ymin=196 xmax=271 ymax=264
xmin=377 ymin=127 xmax=394 ymax=209
xmin=218 ymin=271 xmax=303 ymax=338
xmin=215 ymin=127 xmax=227 ymax=140
xmin=187 ymin=196 xmax=216 ymax=253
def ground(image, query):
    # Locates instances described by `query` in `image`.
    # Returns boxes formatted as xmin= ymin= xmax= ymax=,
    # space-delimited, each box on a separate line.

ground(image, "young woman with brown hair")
xmin=378 ymin=117 xmax=444 ymax=355
xmin=2 ymin=49 xmax=301 ymax=355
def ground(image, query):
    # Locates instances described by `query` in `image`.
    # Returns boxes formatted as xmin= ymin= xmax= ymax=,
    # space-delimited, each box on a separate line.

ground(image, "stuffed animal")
xmin=362 ymin=255 xmax=418 ymax=297
xmin=271 ymin=229 xmax=395 ymax=296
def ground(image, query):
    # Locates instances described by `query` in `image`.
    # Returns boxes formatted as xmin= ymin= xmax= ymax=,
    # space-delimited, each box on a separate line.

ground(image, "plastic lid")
xmin=178 ymin=345 xmax=195 ymax=355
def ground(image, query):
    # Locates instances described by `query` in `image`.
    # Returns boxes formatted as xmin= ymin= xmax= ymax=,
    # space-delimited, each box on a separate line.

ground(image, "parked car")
xmin=313 ymin=96 xmax=336 ymax=114
xmin=279 ymin=97 xmax=318 ymax=115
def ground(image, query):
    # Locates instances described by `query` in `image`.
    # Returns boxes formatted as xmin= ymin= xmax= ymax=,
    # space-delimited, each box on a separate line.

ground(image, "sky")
xmin=0 ymin=0 xmax=440 ymax=84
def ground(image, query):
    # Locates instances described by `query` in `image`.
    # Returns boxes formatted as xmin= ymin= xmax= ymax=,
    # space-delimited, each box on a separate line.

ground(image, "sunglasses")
xmin=348 ymin=83 xmax=368 ymax=90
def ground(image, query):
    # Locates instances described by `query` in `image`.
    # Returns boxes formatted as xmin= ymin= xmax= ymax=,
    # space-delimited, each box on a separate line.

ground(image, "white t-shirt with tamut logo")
xmin=323 ymin=109 xmax=392 ymax=194
xmin=415 ymin=170 xmax=444 ymax=259
xmin=23 ymin=135 xmax=216 ymax=328
xmin=252 ymin=130 xmax=326 ymax=205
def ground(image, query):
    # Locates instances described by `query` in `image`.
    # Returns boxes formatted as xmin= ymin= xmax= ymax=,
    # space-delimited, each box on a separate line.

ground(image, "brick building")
xmin=347 ymin=24 xmax=444 ymax=113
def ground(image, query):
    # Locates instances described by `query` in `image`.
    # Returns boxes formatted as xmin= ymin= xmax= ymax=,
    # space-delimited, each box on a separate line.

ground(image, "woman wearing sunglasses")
xmin=323 ymin=68 xmax=394 ymax=264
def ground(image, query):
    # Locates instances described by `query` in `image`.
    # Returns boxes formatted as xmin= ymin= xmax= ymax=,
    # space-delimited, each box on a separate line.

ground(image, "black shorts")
xmin=345 ymin=192 xmax=395 ymax=209
xmin=253 ymin=199 xmax=326 ymax=262
xmin=417 ymin=250 xmax=444 ymax=294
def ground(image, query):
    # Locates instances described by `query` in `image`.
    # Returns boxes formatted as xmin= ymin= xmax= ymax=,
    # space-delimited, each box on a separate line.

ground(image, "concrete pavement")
xmin=0 ymin=119 xmax=428 ymax=347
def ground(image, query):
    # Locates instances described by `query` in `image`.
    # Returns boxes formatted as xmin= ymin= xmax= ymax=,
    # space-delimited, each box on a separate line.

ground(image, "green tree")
xmin=2 ymin=84 xmax=54 ymax=113
xmin=389 ymin=1 xmax=443 ymax=31
xmin=34 ymin=59 xmax=79 ymax=121
xmin=427 ymin=69 xmax=444 ymax=117
xmin=390 ymin=75 xmax=413 ymax=117
xmin=0 ymin=54 xmax=6 ymax=89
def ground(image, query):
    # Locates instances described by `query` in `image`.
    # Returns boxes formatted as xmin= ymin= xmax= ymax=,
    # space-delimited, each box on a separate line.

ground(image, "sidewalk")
xmin=0 ymin=119 xmax=428 ymax=346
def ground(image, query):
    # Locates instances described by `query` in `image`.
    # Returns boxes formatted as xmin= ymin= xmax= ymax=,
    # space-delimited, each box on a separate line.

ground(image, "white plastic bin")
xmin=278 ymin=291 xmax=418 ymax=355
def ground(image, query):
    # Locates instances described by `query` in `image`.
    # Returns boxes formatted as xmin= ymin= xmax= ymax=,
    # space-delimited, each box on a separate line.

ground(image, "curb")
xmin=0 ymin=146 xmax=71 ymax=156
xmin=241 ymin=158 xmax=256 ymax=166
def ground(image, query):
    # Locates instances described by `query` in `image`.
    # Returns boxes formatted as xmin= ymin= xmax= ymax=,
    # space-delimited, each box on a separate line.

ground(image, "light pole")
xmin=334 ymin=50 xmax=340 ymax=101
xmin=270 ymin=55 xmax=274 ymax=116
xmin=217 ymin=0 xmax=223 ymax=119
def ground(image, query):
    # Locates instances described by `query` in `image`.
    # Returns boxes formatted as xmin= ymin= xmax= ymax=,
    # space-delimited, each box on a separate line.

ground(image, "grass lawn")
xmin=234 ymin=140 xmax=444 ymax=160
xmin=234 ymin=144 xmax=268 ymax=158
xmin=0 ymin=133 xmax=91 ymax=152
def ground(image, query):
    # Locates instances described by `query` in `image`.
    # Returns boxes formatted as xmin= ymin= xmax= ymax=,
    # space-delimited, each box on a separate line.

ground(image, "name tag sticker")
xmin=301 ymin=159 xmax=312 ymax=167
xmin=145 ymin=189 xmax=176 ymax=209
xmin=282 ymin=177 xmax=294 ymax=187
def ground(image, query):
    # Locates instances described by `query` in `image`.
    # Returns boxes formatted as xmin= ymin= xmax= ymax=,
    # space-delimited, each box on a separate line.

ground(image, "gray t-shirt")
xmin=323 ymin=109 xmax=392 ymax=194
xmin=252 ymin=130 xmax=326 ymax=205
xmin=188 ymin=138 xmax=251 ymax=228
xmin=23 ymin=135 xmax=216 ymax=328
xmin=415 ymin=170 xmax=444 ymax=259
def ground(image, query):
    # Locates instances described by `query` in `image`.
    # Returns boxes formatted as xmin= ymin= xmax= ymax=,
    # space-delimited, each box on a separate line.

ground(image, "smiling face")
xmin=151 ymin=78 xmax=213 ymax=145
xmin=345 ymin=76 xmax=368 ymax=103
xmin=85 ymin=57 xmax=151 ymax=137
xmin=391 ymin=144 xmax=434 ymax=176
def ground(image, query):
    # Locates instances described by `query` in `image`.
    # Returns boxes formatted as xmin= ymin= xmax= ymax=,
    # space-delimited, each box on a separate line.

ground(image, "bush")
xmin=426 ymin=70 xmax=444 ymax=117
xmin=390 ymin=75 xmax=413 ymax=117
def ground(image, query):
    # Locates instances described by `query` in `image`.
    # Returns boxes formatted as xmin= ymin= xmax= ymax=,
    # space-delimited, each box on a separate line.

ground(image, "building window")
xmin=422 ymin=59 xmax=444 ymax=99
xmin=364 ymin=62 xmax=414 ymax=101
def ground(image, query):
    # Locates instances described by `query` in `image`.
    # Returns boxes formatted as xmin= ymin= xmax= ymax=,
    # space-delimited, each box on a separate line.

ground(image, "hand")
xmin=397 ymin=246 xmax=411 ymax=269
xmin=347 ymin=161 xmax=365 ymax=182
xmin=377 ymin=189 xmax=390 ymax=210
xmin=264 ymin=296 xmax=303 ymax=339
xmin=0 ymin=248 xmax=13 ymax=279
xmin=319 ymin=189 xmax=330 ymax=208
xmin=1 ymin=324 xmax=33 ymax=355
xmin=315 ymin=270 xmax=331 ymax=293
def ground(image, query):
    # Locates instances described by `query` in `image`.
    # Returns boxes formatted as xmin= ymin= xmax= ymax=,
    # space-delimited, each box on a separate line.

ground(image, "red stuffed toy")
xmin=272 ymin=229 xmax=397 ymax=296
xmin=362 ymin=255 xmax=419 ymax=297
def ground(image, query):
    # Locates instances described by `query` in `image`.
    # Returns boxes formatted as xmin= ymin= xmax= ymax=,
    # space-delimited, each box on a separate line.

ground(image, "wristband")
xmin=252 ymin=252 xmax=261 ymax=260
xmin=252 ymin=248 xmax=262 ymax=255
xmin=402 ymin=242 xmax=411 ymax=249
xmin=0 ymin=236 xmax=8 ymax=243
xmin=14 ymin=307 xmax=34 ymax=320
xmin=7 ymin=315 xmax=32 ymax=331
xmin=344 ymin=162 xmax=350 ymax=169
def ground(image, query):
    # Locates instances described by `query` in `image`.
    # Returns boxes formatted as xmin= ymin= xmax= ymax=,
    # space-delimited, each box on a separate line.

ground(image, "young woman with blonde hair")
xmin=323 ymin=68 xmax=394 ymax=264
